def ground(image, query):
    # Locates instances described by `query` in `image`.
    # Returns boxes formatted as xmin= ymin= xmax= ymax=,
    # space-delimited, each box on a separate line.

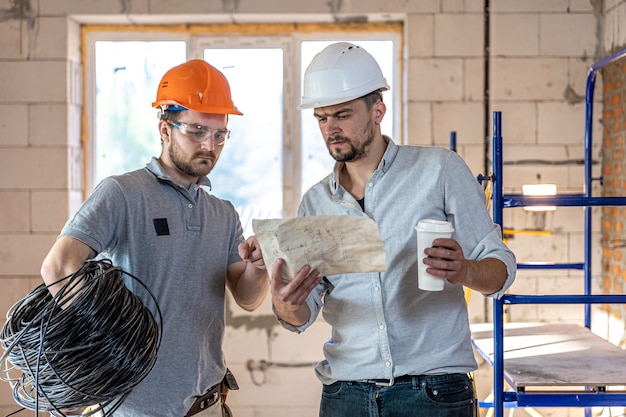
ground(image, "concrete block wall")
xmin=0 ymin=1 xmax=618 ymax=416
xmin=595 ymin=1 xmax=626 ymax=361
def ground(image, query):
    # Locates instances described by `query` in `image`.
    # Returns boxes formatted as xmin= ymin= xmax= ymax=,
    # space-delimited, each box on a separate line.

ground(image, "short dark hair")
xmin=158 ymin=109 xmax=182 ymax=122
xmin=360 ymin=89 xmax=384 ymax=109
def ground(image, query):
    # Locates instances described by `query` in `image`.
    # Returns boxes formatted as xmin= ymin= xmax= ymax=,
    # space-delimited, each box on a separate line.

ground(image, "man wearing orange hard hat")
xmin=41 ymin=59 xmax=269 ymax=417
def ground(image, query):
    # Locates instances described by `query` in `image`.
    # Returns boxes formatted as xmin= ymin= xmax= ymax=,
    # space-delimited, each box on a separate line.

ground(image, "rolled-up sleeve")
xmin=443 ymin=151 xmax=517 ymax=298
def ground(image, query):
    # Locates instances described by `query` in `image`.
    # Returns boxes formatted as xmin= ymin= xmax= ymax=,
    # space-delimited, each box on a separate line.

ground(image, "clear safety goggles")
xmin=165 ymin=119 xmax=231 ymax=146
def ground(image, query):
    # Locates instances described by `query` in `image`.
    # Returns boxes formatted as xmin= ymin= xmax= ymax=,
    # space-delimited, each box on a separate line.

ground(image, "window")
xmin=194 ymin=38 xmax=288 ymax=232
xmin=87 ymin=30 xmax=400 ymax=235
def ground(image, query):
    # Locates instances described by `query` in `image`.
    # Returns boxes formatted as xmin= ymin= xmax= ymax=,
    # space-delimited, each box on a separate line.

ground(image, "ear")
xmin=158 ymin=120 xmax=172 ymax=144
xmin=374 ymin=101 xmax=386 ymax=124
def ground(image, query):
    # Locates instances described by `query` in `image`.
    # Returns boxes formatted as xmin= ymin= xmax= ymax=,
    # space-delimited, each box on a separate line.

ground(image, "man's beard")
xmin=169 ymin=137 xmax=217 ymax=178
xmin=327 ymin=124 xmax=375 ymax=163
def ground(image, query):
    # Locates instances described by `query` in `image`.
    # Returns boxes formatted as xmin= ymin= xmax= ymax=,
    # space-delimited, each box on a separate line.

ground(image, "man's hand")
xmin=422 ymin=238 xmax=468 ymax=285
xmin=271 ymin=259 xmax=322 ymax=326
xmin=238 ymin=236 xmax=266 ymax=271
xmin=423 ymin=237 xmax=507 ymax=294
xmin=227 ymin=236 xmax=269 ymax=311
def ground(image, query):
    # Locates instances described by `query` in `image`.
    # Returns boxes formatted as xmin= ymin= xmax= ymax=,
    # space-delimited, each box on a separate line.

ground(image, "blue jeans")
xmin=319 ymin=373 xmax=477 ymax=417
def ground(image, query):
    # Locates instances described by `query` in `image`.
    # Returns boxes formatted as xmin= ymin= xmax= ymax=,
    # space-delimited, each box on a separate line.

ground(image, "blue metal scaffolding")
xmin=481 ymin=46 xmax=626 ymax=417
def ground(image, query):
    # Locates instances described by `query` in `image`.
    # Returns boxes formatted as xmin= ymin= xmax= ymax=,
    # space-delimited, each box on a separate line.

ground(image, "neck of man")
xmin=157 ymin=156 xmax=199 ymax=190
xmin=339 ymin=135 xmax=388 ymax=201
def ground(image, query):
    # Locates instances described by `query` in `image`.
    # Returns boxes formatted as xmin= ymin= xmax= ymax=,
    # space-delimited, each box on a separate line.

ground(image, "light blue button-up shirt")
xmin=281 ymin=138 xmax=516 ymax=385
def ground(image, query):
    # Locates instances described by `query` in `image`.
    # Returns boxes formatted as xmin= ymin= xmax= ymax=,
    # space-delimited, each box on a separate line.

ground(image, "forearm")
xmin=462 ymin=258 xmax=508 ymax=295
xmin=40 ymin=236 xmax=95 ymax=297
xmin=232 ymin=264 xmax=269 ymax=311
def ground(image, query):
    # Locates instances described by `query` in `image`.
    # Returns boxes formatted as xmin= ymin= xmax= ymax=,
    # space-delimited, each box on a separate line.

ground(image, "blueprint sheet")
xmin=252 ymin=215 xmax=387 ymax=281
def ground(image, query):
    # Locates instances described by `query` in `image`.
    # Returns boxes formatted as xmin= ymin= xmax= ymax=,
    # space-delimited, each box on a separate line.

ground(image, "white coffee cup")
xmin=416 ymin=219 xmax=455 ymax=291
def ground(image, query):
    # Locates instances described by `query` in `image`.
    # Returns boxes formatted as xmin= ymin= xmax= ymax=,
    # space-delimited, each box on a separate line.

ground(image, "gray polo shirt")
xmin=61 ymin=157 xmax=244 ymax=416
xmin=284 ymin=139 xmax=516 ymax=385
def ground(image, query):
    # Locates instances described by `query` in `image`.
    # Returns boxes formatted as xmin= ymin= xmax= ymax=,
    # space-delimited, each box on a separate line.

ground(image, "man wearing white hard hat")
xmin=270 ymin=42 xmax=517 ymax=417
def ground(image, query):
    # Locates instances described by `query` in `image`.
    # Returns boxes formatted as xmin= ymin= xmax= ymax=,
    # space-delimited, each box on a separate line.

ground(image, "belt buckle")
xmin=199 ymin=391 xmax=219 ymax=410
xmin=186 ymin=384 xmax=221 ymax=416
xmin=370 ymin=377 xmax=394 ymax=386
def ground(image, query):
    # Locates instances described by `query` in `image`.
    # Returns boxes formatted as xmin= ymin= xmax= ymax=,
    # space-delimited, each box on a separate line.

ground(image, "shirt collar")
xmin=329 ymin=136 xmax=398 ymax=194
xmin=146 ymin=157 xmax=213 ymax=188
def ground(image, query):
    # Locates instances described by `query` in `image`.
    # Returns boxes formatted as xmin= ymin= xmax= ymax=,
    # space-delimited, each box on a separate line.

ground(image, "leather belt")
xmin=185 ymin=383 xmax=221 ymax=417
xmin=362 ymin=375 xmax=417 ymax=386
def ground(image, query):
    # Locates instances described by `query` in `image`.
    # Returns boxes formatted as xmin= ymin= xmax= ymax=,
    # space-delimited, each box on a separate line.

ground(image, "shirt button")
xmin=385 ymin=361 xmax=391 ymax=367
xmin=379 ymin=324 xmax=385 ymax=330
xmin=374 ymin=286 xmax=380 ymax=292
xmin=188 ymin=204 xmax=193 ymax=208
xmin=368 ymin=182 xmax=373 ymax=187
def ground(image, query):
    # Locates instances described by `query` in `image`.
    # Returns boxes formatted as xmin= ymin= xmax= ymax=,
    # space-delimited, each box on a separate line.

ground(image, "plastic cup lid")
xmin=416 ymin=219 xmax=454 ymax=233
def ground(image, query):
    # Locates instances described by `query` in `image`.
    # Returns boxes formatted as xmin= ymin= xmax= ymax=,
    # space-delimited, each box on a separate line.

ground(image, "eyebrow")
xmin=313 ymin=107 xmax=354 ymax=119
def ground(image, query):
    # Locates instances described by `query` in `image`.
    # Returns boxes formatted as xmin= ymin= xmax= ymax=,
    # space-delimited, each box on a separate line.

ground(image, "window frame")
xmin=83 ymin=24 xmax=403 ymax=218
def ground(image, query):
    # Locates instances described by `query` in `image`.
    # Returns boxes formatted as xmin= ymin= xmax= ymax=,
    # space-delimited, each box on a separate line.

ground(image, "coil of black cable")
xmin=0 ymin=259 xmax=162 ymax=417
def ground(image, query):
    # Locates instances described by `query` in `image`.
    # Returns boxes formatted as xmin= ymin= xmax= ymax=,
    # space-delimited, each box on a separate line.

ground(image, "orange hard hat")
xmin=152 ymin=59 xmax=243 ymax=115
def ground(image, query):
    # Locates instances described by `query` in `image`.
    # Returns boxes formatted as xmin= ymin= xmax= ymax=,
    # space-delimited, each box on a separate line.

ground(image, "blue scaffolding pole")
xmin=488 ymin=45 xmax=626 ymax=417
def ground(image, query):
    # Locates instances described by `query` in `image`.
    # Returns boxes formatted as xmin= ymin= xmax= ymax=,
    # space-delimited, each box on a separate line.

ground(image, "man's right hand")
xmin=270 ymin=259 xmax=322 ymax=327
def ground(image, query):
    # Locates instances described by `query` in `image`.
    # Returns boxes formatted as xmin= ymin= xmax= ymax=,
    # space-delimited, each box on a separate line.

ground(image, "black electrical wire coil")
xmin=0 ymin=259 xmax=162 ymax=417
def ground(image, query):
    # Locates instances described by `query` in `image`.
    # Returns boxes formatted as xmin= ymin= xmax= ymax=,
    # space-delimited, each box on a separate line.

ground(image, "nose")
xmin=199 ymin=135 xmax=215 ymax=151
xmin=324 ymin=117 xmax=341 ymax=137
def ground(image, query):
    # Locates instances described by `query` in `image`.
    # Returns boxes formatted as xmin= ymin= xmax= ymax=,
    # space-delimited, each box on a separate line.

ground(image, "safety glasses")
xmin=165 ymin=119 xmax=231 ymax=145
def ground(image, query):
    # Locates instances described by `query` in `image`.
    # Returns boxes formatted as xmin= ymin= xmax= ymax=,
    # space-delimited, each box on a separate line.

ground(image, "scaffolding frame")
xmin=481 ymin=47 xmax=626 ymax=417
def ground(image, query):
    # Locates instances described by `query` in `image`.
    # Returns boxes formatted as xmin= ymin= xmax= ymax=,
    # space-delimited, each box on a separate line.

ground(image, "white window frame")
xmin=191 ymin=36 xmax=300 ymax=217
xmin=84 ymin=29 xmax=402 ymax=219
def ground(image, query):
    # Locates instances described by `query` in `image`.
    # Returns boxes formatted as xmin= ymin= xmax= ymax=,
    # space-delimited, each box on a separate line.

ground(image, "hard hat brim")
xmin=298 ymin=84 xmax=389 ymax=110
xmin=152 ymin=100 xmax=243 ymax=116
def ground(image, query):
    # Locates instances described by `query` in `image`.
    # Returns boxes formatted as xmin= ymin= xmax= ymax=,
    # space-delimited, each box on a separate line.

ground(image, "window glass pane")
xmin=300 ymin=40 xmax=394 ymax=195
xmin=203 ymin=49 xmax=284 ymax=235
xmin=93 ymin=39 xmax=395 ymax=235
xmin=94 ymin=41 xmax=186 ymax=186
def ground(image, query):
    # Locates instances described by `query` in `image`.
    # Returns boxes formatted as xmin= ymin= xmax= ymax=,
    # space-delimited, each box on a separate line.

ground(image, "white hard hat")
xmin=298 ymin=42 xmax=390 ymax=109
